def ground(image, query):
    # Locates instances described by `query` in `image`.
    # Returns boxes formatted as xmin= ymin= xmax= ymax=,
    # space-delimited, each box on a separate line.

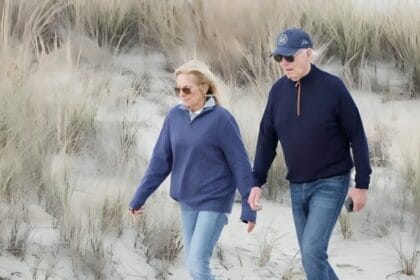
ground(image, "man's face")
xmin=278 ymin=49 xmax=312 ymax=81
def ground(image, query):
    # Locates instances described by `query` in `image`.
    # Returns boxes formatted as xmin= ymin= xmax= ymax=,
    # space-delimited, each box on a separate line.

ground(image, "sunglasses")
xmin=174 ymin=86 xmax=193 ymax=96
xmin=273 ymin=49 xmax=306 ymax=63
xmin=273 ymin=54 xmax=295 ymax=63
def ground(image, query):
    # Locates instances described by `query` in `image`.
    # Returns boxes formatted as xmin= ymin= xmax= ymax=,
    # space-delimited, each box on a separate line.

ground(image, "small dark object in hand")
xmin=344 ymin=197 xmax=353 ymax=212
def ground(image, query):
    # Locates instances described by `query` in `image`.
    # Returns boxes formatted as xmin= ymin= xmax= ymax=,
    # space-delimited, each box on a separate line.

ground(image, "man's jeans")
xmin=180 ymin=203 xmax=227 ymax=280
xmin=290 ymin=174 xmax=350 ymax=280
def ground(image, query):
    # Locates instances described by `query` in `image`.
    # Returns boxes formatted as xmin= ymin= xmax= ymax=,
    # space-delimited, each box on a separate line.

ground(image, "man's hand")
xmin=349 ymin=188 xmax=368 ymax=212
xmin=248 ymin=186 xmax=262 ymax=211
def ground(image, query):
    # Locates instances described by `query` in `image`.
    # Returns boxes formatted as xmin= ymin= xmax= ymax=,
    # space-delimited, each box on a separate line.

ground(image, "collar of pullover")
xmin=179 ymin=95 xmax=216 ymax=121
xmin=289 ymin=64 xmax=316 ymax=116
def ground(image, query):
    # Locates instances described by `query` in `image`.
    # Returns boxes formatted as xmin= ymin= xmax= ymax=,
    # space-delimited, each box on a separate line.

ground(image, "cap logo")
xmin=301 ymin=39 xmax=309 ymax=46
xmin=278 ymin=33 xmax=288 ymax=46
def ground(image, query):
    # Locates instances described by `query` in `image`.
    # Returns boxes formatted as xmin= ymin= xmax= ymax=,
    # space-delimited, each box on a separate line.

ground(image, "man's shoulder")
xmin=272 ymin=76 xmax=290 ymax=88
xmin=313 ymin=65 xmax=343 ymax=84
xmin=313 ymin=66 xmax=350 ymax=98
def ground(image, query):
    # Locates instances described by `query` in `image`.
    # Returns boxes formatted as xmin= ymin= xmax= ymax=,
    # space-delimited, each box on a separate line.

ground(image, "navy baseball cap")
xmin=271 ymin=27 xmax=313 ymax=56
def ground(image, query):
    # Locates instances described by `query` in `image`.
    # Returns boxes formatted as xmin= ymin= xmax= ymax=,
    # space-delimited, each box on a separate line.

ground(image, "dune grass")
xmin=1 ymin=0 xmax=420 ymax=277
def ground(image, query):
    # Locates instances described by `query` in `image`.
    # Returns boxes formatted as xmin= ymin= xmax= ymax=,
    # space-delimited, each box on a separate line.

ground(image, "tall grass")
xmin=338 ymin=212 xmax=352 ymax=240
xmin=368 ymin=121 xmax=390 ymax=167
xmin=65 ymin=105 xmax=96 ymax=154
xmin=132 ymin=195 xmax=183 ymax=276
xmin=257 ymin=228 xmax=282 ymax=267
xmin=6 ymin=215 xmax=33 ymax=261
xmin=389 ymin=237 xmax=420 ymax=278
xmin=99 ymin=189 xmax=127 ymax=236
xmin=399 ymin=154 xmax=419 ymax=230
xmin=265 ymin=149 xmax=288 ymax=202
xmin=68 ymin=0 xmax=138 ymax=52
xmin=400 ymin=151 xmax=420 ymax=228
xmin=0 ymin=0 xmax=420 ymax=278
xmin=3 ymin=0 xmax=420 ymax=92
xmin=414 ymin=152 xmax=420 ymax=227
xmin=382 ymin=3 xmax=420 ymax=95
xmin=120 ymin=116 xmax=138 ymax=161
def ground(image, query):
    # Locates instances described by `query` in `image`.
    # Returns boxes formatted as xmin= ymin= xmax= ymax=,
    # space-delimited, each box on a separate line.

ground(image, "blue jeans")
xmin=180 ymin=203 xmax=227 ymax=280
xmin=290 ymin=174 xmax=350 ymax=280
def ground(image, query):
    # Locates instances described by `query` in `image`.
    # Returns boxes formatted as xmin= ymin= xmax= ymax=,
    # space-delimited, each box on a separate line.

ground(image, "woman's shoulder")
xmin=212 ymin=105 xmax=234 ymax=119
xmin=166 ymin=104 xmax=184 ymax=116
xmin=211 ymin=106 xmax=240 ymax=129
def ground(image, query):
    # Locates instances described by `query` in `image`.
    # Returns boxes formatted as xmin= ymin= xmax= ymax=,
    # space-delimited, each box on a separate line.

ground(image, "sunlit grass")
xmin=0 ymin=0 xmax=419 ymax=277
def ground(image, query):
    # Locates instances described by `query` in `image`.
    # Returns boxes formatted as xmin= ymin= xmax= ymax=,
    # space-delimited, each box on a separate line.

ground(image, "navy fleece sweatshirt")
xmin=130 ymin=97 xmax=256 ymax=222
xmin=253 ymin=65 xmax=371 ymax=188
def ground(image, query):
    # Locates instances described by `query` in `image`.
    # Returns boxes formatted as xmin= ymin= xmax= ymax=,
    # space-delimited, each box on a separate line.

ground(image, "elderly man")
xmin=248 ymin=27 xmax=372 ymax=280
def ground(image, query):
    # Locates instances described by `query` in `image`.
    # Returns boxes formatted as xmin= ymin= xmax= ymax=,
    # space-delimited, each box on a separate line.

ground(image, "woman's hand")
xmin=129 ymin=206 xmax=145 ymax=215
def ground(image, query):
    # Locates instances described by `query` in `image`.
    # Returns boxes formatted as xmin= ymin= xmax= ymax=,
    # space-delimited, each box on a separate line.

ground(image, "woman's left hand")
xmin=129 ymin=206 xmax=145 ymax=215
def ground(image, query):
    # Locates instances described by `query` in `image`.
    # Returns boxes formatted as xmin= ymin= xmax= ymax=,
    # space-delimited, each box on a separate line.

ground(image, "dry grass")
xmin=6 ymin=212 xmax=33 ymax=261
xmin=338 ymin=212 xmax=352 ymax=240
xmin=400 ymin=152 xmax=420 ymax=227
xmin=64 ymin=106 xmax=97 ymax=154
xmin=120 ymin=116 xmax=138 ymax=161
xmin=0 ymin=0 xmax=420 ymax=278
xmin=388 ymin=238 xmax=420 ymax=278
xmin=382 ymin=3 xmax=420 ymax=96
xmin=367 ymin=122 xmax=390 ymax=167
xmin=281 ymin=252 xmax=301 ymax=280
xmin=85 ymin=209 xmax=107 ymax=280
xmin=69 ymin=0 xmax=138 ymax=51
xmin=264 ymin=149 xmax=289 ymax=202
xmin=399 ymin=154 xmax=418 ymax=230
xmin=258 ymin=229 xmax=282 ymax=267
xmin=132 ymin=195 xmax=183 ymax=278
xmin=0 ymin=0 xmax=419 ymax=91
xmin=99 ymin=189 xmax=127 ymax=237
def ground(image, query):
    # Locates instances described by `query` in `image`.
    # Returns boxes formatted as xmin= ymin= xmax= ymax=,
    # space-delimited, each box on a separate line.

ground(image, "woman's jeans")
xmin=290 ymin=174 xmax=350 ymax=280
xmin=180 ymin=203 xmax=227 ymax=280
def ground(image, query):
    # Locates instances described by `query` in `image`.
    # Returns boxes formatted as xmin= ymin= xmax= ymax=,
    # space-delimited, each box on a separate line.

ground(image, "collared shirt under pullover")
xmin=253 ymin=65 xmax=372 ymax=188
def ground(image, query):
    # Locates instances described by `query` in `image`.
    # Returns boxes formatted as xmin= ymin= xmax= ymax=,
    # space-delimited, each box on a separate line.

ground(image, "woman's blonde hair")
xmin=175 ymin=60 xmax=223 ymax=106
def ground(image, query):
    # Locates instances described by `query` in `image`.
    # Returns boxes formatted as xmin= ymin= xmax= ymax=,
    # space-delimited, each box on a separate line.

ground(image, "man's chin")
xmin=286 ymin=74 xmax=298 ymax=81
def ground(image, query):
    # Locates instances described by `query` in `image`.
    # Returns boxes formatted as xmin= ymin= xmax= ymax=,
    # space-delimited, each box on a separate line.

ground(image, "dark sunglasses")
xmin=174 ymin=86 xmax=193 ymax=96
xmin=273 ymin=54 xmax=295 ymax=63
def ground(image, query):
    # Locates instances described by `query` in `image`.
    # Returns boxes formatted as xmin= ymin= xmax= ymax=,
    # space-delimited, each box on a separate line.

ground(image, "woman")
xmin=129 ymin=60 xmax=257 ymax=279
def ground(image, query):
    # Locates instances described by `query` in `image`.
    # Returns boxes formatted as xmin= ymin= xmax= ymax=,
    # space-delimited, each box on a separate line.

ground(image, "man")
xmin=248 ymin=27 xmax=372 ymax=280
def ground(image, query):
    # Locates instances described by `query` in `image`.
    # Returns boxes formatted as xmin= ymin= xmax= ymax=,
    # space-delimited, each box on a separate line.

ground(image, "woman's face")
xmin=175 ymin=73 xmax=207 ymax=112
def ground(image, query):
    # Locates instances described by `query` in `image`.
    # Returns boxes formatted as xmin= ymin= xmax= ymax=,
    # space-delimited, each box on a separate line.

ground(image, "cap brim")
xmin=271 ymin=47 xmax=299 ymax=56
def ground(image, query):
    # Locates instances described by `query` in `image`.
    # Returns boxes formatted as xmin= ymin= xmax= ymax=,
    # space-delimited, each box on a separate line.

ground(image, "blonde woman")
xmin=129 ymin=60 xmax=257 ymax=279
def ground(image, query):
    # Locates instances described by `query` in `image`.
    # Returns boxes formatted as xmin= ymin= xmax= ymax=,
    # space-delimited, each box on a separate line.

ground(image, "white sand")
xmin=1 ymin=44 xmax=419 ymax=279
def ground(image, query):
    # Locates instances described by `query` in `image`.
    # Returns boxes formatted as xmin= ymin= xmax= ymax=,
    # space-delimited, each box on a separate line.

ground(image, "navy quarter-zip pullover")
xmin=253 ymin=65 xmax=371 ymax=188
xmin=130 ymin=96 xmax=256 ymax=222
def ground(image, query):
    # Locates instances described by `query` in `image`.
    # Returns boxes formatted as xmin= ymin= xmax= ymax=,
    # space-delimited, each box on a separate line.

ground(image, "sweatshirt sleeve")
xmin=220 ymin=114 xmax=256 ymax=223
xmin=129 ymin=115 xmax=173 ymax=209
xmin=337 ymin=81 xmax=372 ymax=188
xmin=253 ymin=91 xmax=279 ymax=187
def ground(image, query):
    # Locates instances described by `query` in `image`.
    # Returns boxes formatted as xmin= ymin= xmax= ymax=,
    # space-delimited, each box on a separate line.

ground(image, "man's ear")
xmin=306 ymin=48 xmax=313 ymax=60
